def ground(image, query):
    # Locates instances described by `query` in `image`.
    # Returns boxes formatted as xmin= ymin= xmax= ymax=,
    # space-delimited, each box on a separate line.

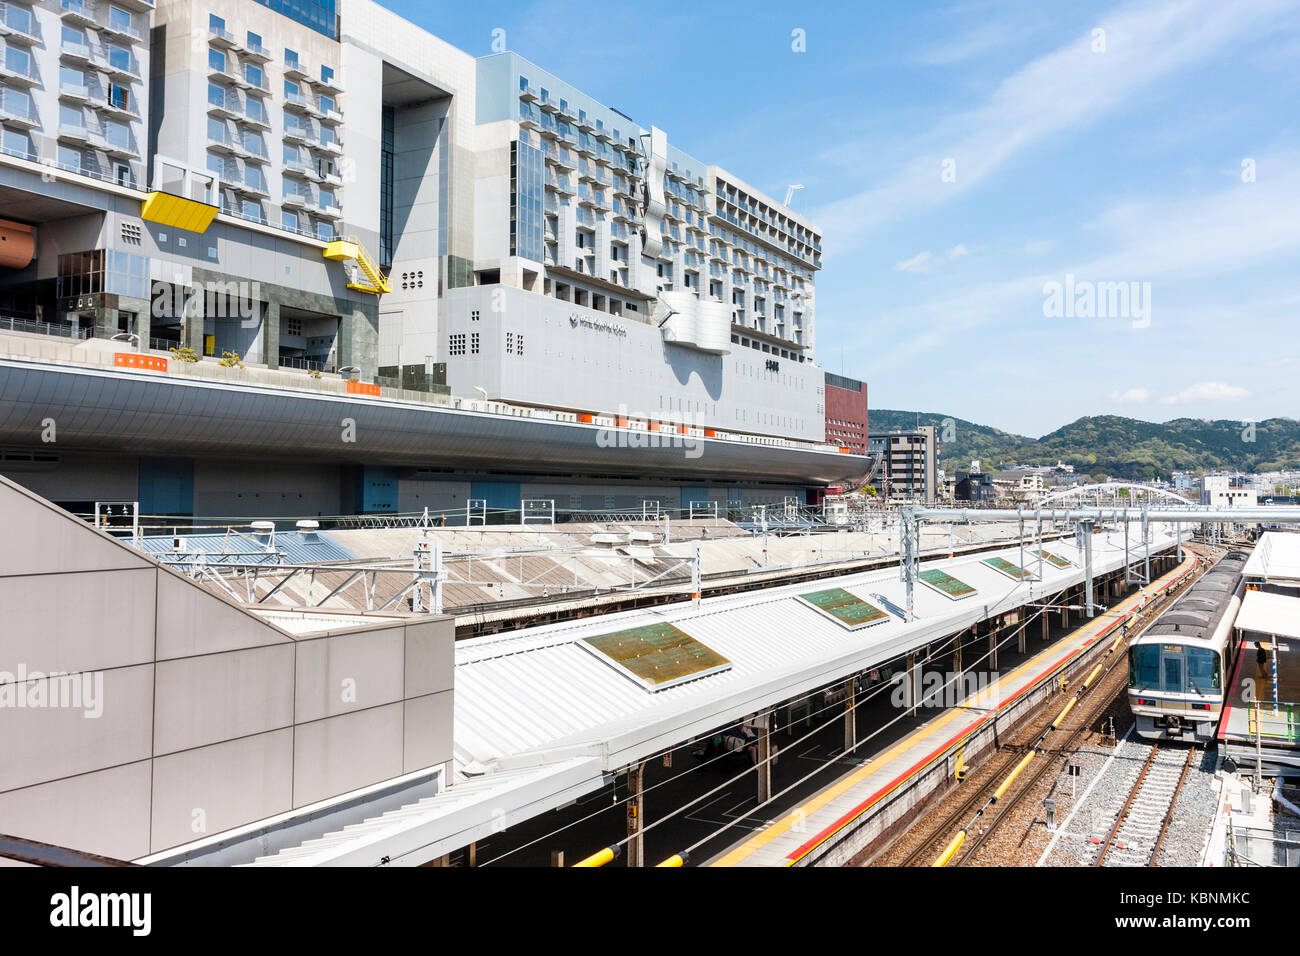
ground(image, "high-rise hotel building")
xmin=0 ymin=0 xmax=862 ymax=516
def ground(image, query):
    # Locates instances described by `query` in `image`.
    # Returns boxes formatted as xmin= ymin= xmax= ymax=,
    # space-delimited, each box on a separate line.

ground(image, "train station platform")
xmin=1220 ymin=590 xmax=1300 ymax=771
xmin=707 ymin=553 xmax=1199 ymax=867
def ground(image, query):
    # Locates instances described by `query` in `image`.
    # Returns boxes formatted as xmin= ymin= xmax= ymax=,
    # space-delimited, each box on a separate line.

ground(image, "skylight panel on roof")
xmin=580 ymin=622 xmax=731 ymax=692
xmin=1034 ymin=549 xmax=1072 ymax=569
xmin=981 ymin=556 xmax=1032 ymax=581
xmin=796 ymin=587 xmax=889 ymax=630
xmin=917 ymin=568 xmax=976 ymax=600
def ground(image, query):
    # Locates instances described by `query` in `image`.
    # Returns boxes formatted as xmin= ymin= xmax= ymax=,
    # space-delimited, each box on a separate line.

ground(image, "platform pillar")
xmin=626 ymin=763 xmax=644 ymax=868
xmin=1018 ymin=620 xmax=1026 ymax=654
xmin=755 ymin=716 xmax=772 ymax=804
xmin=905 ymin=651 xmax=920 ymax=717
xmin=989 ymin=629 xmax=998 ymax=670
xmin=843 ymin=677 xmax=857 ymax=752
xmin=1041 ymin=612 xmax=1049 ymax=642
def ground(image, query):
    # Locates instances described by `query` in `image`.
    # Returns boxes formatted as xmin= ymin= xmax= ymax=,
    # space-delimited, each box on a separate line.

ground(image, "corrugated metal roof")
xmin=135 ymin=530 xmax=357 ymax=565
xmin=451 ymin=527 xmax=1178 ymax=774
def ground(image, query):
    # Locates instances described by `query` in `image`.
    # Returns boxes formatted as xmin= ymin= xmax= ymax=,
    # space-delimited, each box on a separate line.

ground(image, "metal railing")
xmin=0 ymin=314 xmax=94 ymax=339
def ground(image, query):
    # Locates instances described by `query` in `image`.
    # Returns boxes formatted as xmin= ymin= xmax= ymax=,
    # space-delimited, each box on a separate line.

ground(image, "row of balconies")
xmin=284 ymin=89 xmax=342 ymax=125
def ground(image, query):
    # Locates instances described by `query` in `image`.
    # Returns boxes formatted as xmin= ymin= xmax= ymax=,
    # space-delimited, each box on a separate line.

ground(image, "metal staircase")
xmin=323 ymin=235 xmax=392 ymax=294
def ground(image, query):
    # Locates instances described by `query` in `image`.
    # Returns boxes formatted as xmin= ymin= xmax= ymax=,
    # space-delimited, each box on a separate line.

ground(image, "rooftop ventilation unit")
xmin=295 ymin=519 xmax=320 ymax=543
xmin=250 ymin=520 xmax=276 ymax=552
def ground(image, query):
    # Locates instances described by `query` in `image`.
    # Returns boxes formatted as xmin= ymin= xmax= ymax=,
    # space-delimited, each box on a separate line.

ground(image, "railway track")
xmin=1092 ymin=744 xmax=1196 ymax=867
xmin=891 ymin=560 xmax=1208 ymax=867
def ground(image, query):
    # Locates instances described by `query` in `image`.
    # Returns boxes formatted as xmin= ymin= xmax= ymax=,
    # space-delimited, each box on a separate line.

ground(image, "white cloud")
xmin=812 ymin=0 xmax=1292 ymax=255
xmin=1110 ymin=387 xmax=1150 ymax=404
xmin=895 ymin=250 xmax=934 ymax=272
xmin=948 ymin=244 xmax=970 ymax=259
xmin=1161 ymin=382 xmax=1250 ymax=404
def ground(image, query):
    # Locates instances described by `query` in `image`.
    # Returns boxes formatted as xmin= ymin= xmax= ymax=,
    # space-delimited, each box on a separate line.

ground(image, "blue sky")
xmin=385 ymin=0 xmax=1300 ymax=437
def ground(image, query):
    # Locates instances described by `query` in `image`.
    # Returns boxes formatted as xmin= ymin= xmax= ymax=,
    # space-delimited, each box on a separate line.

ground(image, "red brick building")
xmin=824 ymin=372 xmax=868 ymax=454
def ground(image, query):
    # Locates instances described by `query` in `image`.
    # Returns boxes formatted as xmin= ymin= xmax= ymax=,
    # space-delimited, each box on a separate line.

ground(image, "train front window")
xmin=1130 ymin=645 xmax=1159 ymax=688
xmin=1186 ymin=647 xmax=1220 ymax=691
xmin=1163 ymin=655 xmax=1184 ymax=694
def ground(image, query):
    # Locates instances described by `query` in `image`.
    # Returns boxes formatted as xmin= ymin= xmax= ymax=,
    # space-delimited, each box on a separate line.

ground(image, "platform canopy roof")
xmin=1235 ymin=589 xmax=1300 ymax=640
xmin=1243 ymin=532 xmax=1300 ymax=585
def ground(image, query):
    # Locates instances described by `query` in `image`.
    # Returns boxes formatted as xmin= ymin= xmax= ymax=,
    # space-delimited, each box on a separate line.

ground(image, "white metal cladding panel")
xmin=451 ymin=529 xmax=1181 ymax=767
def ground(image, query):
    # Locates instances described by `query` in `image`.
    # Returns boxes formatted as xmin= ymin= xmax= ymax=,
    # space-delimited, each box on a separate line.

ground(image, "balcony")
xmin=206 ymin=91 xmax=238 ymax=118
xmin=242 ymin=39 xmax=271 ymax=62
xmin=56 ymin=122 xmax=92 ymax=145
xmin=208 ymin=25 xmax=242 ymax=50
xmin=239 ymin=145 xmax=270 ymax=165
xmin=1 ymin=56 xmax=37 ymax=84
xmin=283 ymin=91 xmax=314 ymax=114
xmin=206 ymin=131 xmax=237 ymax=154
xmin=282 ymin=124 xmax=310 ymax=144
xmin=319 ymin=168 xmax=342 ymax=187
xmin=283 ymin=57 xmax=309 ymax=80
xmin=104 ymin=132 xmax=137 ymax=158
xmin=99 ymin=93 xmax=138 ymax=119
xmin=59 ymin=0 xmax=96 ymax=28
xmin=318 ymin=107 xmax=343 ymax=126
xmin=0 ymin=13 xmax=38 ymax=44
xmin=282 ymin=159 xmax=314 ymax=180
xmin=311 ymin=72 xmax=342 ymax=95
xmin=58 ymin=80 xmax=90 ymax=103
xmin=281 ymin=190 xmax=307 ymax=208
xmin=315 ymin=138 xmax=342 ymax=156
xmin=104 ymin=54 xmax=139 ymax=79
xmin=237 ymin=108 xmax=271 ymax=130
xmin=233 ymin=178 xmax=269 ymax=198
xmin=0 ymin=99 xmax=36 ymax=128
xmin=100 ymin=16 xmax=141 ymax=42
xmin=313 ymin=201 xmax=342 ymax=220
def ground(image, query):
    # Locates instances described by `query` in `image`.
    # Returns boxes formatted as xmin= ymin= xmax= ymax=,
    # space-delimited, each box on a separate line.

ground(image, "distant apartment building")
xmin=823 ymin=372 xmax=866 ymax=454
xmin=955 ymin=470 xmax=996 ymax=504
xmin=868 ymin=425 xmax=937 ymax=501
xmin=1200 ymin=474 xmax=1258 ymax=508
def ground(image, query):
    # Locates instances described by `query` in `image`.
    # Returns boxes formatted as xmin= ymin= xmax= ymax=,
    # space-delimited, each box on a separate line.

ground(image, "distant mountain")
xmin=870 ymin=409 xmax=1300 ymax=482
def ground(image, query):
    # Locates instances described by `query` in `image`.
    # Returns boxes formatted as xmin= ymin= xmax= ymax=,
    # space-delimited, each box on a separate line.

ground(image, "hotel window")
xmin=506 ymin=332 xmax=514 ymax=354
xmin=2 ymin=128 xmax=31 ymax=160
xmin=448 ymin=333 xmax=466 ymax=356
xmin=109 ymin=6 xmax=133 ymax=33
xmin=470 ymin=332 xmax=480 ymax=355
xmin=59 ymin=103 xmax=84 ymax=131
xmin=244 ymin=63 xmax=264 ymax=89
xmin=320 ymin=65 xmax=334 ymax=85
xmin=517 ymin=335 xmax=524 ymax=356
xmin=107 ymin=43 xmax=131 ymax=74
xmin=208 ymin=49 xmax=226 ymax=72
xmin=5 ymin=45 xmax=31 ymax=77
xmin=110 ymin=84 xmax=130 ymax=112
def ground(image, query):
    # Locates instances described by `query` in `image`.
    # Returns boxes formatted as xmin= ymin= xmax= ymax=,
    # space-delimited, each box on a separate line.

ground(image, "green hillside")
xmin=870 ymin=410 xmax=1300 ymax=482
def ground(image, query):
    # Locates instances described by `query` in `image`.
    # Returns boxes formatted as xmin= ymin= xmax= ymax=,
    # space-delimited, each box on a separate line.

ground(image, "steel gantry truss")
xmin=897 ymin=505 xmax=1300 ymax=623
xmin=163 ymin=535 xmax=705 ymax=615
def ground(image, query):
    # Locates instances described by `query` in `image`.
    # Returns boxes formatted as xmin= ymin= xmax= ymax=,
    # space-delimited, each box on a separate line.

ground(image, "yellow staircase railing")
xmin=323 ymin=234 xmax=392 ymax=294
